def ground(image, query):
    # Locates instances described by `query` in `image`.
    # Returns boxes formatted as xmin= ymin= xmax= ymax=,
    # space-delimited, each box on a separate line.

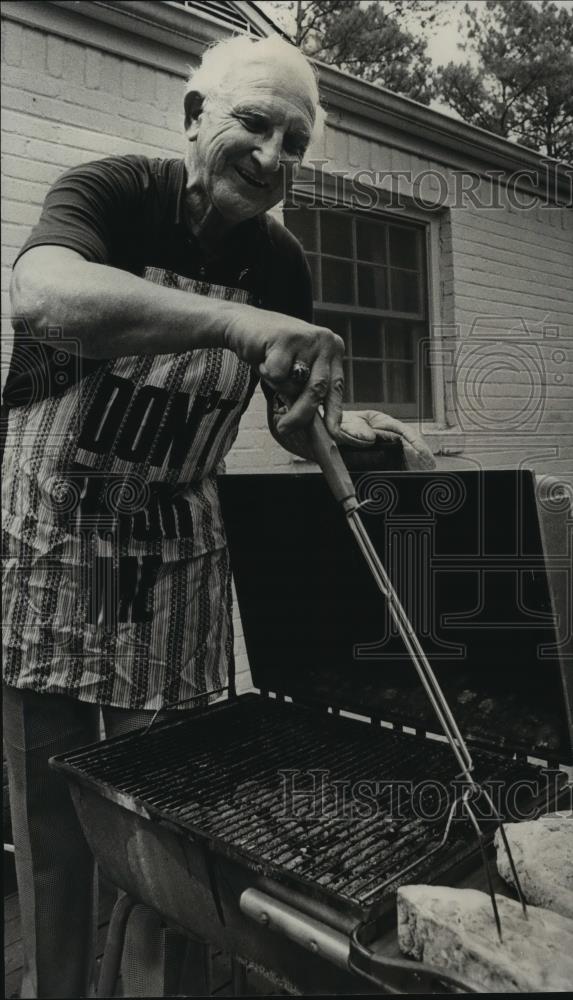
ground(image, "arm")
xmin=11 ymin=245 xmax=259 ymax=360
xmin=11 ymin=245 xmax=344 ymax=433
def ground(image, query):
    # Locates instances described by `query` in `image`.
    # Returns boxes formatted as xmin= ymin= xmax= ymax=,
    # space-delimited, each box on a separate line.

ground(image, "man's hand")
xmin=269 ymin=399 xmax=435 ymax=471
xmin=224 ymin=309 xmax=345 ymax=435
xmin=337 ymin=410 xmax=435 ymax=470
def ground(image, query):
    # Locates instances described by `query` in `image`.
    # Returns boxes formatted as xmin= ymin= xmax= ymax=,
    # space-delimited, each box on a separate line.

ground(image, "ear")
xmin=184 ymin=90 xmax=204 ymax=136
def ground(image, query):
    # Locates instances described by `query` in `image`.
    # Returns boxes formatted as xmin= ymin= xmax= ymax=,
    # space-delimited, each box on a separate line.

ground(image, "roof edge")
xmin=316 ymin=62 xmax=572 ymax=197
xmin=6 ymin=0 xmax=571 ymax=198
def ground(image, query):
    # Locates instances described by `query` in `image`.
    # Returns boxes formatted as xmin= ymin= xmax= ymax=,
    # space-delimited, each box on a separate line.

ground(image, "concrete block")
xmin=398 ymin=884 xmax=573 ymax=992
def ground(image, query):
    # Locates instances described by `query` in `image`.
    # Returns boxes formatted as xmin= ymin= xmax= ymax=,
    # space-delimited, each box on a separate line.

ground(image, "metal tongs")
xmin=309 ymin=414 xmax=528 ymax=941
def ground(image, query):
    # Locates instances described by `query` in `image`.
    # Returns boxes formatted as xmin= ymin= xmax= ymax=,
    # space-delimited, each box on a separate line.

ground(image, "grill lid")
xmin=219 ymin=469 xmax=572 ymax=763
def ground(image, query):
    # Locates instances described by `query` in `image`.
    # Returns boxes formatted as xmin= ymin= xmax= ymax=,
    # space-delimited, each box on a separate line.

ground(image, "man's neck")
xmin=183 ymin=160 xmax=233 ymax=257
xmin=186 ymin=195 xmax=231 ymax=255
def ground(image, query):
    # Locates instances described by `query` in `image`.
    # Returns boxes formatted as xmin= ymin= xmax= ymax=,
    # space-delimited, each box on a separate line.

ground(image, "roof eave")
xmin=317 ymin=61 xmax=573 ymax=197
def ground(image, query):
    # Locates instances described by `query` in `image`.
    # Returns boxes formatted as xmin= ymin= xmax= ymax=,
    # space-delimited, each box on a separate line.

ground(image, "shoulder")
xmin=39 ymin=155 xmax=153 ymax=211
xmin=57 ymin=153 xmax=152 ymax=182
xmin=260 ymin=213 xmax=308 ymax=268
xmin=54 ymin=155 xmax=182 ymax=194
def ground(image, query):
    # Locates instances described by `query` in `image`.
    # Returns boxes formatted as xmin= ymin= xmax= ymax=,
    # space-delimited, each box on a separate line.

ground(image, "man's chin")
xmin=217 ymin=193 xmax=277 ymax=224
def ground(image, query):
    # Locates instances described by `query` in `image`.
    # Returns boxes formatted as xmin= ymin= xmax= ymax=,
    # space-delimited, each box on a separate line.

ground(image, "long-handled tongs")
xmin=309 ymin=414 xmax=528 ymax=941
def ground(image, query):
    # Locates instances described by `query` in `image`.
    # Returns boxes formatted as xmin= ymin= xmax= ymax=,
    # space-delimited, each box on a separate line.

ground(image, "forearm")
xmin=11 ymin=251 xmax=258 ymax=360
xmin=11 ymin=246 xmax=346 ymax=432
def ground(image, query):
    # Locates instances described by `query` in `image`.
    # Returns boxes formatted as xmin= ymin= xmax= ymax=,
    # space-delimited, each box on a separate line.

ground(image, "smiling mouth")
xmin=234 ymin=166 xmax=268 ymax=190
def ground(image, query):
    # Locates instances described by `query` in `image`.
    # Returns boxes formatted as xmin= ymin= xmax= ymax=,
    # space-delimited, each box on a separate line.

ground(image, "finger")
xmin=271 ymin=392 xmax=289 ymax=417
xmin=340 ymin=412 xmax=376 ymax=442
xmin=365 ymin=410 xmax=421 ymax=446
xmin=274 ymin=354 xmax=330 ymax=432
xmin=259 ymin=344 xmax=295 ymax=388
xmin=338 ymin=412 xmax=377 ymax=446
xmin=371 ymin=415 xmax=433 ymax=457
xmin=400 ymin=439 xmax=436 ymax=470
xmin=260 ymin=337 xmax=315 ymax=389
xmin=364 ymin=411 xmax=435 ymax=469
xmin=323 ymin=353 xmax=345 ymax=438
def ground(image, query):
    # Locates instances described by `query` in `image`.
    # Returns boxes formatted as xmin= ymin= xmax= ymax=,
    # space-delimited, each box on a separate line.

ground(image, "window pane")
xmin=315 ymin=310 xmax=349 ymax=351
xmin=356 ymin=219 xmax=386 ymax=264
xmin=386 ymin=363 xmax=415 ymax=403
xmin=321 ymin=211 xmax=352 ymax=258
xmin=353 ymin=361 xmax=384 ymax=402
xmin=306 ymin=253 xmax=319 ymax=292
xmin=311 ymin=211 xmax=431 ymax=415
xmin=389 ymin=226 xmax=419 ymax=269
xmin=322 ymin=258 xmax=354 ymax=304
xmin=351 ymin=316 xmax=383 ymax=358
xmin=357 ymin=265 xmax=387 ymax=308
xmin=385 ymin=320 xmax=414 ymax=360
xmin=343 ymin=359 xmax=352 ymax=402
xmin=390 ymin=269 xmax=420 ymax=313
xmin=283 ymin=207 xmax=318 ymax=251
xmin=420 ymin=351 xmax=433 ymax=420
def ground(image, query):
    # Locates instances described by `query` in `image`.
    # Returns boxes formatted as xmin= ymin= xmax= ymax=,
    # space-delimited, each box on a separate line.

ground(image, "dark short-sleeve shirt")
xmin=4 ymin=154 xmax=313 ymax=408
xmin=2 ymin=154 xmax=312 ymax=709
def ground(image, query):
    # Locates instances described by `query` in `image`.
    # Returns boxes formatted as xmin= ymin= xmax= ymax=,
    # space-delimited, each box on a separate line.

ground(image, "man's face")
xmin=186 ymin=57 xmax=315 ymax=224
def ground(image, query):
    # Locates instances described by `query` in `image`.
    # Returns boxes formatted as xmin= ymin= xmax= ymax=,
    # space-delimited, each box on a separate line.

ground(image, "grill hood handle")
xmin=349 ymin=923 xmax=483 ymax=994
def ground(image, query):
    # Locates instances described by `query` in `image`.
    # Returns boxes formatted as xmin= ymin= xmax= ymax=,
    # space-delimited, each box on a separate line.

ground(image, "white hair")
xmin=185 ymin=34 xmax=326 ymax=146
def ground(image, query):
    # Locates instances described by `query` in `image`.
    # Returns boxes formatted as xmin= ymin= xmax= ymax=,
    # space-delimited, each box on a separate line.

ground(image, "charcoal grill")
xmin=52 ymin=468 xmax=573 ymax=995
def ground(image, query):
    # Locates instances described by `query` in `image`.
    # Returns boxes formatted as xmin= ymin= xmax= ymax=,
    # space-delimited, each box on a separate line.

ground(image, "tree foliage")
xmin=285 ymin=0 xmax=439 ymax=104
xmin=267 ymin=0 xmax=572 ymax=161
xmin=436 ymin=1 xmax=573 ymax=161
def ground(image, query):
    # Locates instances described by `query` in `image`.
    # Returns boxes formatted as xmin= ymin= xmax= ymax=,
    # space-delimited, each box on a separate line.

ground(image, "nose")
xmin=251 ymin=133 xmax=283 ymax=174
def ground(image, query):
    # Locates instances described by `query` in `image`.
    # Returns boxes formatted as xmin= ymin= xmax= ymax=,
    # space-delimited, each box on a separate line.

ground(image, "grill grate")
xmin=60 ymin=699 xmax=544 ymax=909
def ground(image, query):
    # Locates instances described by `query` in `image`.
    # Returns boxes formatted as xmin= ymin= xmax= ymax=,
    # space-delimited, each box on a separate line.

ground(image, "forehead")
xmin=219 ymin=56 xmax=316 ymax=128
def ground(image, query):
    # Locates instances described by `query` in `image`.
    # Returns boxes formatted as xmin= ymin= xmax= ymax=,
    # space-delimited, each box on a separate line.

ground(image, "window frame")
xmin=283 ymin=182 xmax=446 ymax=428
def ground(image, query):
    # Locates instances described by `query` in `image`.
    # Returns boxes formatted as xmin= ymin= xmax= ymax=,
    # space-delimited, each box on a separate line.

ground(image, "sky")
xmin=419 ymin=0 xmax=573 ymax=67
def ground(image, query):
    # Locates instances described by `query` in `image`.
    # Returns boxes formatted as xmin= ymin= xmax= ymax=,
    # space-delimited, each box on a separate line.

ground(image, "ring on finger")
xmin=290 ymin=360 xmax=311 ymax=384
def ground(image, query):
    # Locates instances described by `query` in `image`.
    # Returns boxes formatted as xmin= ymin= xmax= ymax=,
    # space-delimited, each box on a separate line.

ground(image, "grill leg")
xmin=231 ymin=956 xmax=249 ymax=996
xmin=97 ymin=894 xmax=137 ymax=998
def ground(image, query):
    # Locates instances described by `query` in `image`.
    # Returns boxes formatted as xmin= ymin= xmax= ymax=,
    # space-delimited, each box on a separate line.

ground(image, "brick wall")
xmin=1 ymin=18 xmax=191 ymax=356
xmin=290 ymin=123 xmax=573 ymax=483
xmin=2 ymin=9 xmax=572 ymax=694
xmin=448 ymin=189 xmax=573 ymax=479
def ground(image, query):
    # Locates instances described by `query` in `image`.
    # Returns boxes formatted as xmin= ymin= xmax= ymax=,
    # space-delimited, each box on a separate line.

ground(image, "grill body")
xmin=54 ymin=694 xmax=560 ymax=991
xmin=68 ymin=782 xmax=371 ymax=994
xmin=51 ymin=468 xmax=572 ymax=992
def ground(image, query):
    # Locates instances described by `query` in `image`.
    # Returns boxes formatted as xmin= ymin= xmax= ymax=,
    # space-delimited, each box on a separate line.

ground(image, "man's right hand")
xmin=224 ymin=308 xmax=345 ymax=435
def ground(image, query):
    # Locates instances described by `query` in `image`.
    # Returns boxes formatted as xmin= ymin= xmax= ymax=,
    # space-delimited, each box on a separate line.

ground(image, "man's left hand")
xmin=337 ymin=410 xmax=435 ymax=470
xmin=269 ymin=396 xmax=435 ymax=471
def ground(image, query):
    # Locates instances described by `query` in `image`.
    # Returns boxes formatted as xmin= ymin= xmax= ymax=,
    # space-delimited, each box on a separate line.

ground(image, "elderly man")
xmin=2 ymin=33 xmax=433 ymax=998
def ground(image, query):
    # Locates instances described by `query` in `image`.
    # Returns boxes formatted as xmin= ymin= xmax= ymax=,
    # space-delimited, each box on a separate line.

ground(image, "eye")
xmin=236 ymin=113 xmax=268 ymax=134
xmin=283 ymin=134 xmax=309 ymax=159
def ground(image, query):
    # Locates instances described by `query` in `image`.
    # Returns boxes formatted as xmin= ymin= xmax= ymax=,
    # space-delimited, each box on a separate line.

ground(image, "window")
xmin=284 ymin=207 xmax=433 ymax=419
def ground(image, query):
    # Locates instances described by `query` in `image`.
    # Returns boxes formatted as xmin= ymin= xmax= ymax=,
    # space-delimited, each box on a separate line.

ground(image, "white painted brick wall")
xmin=317 ymin=127 xmax=573 ymax=485
xmin=2 ymin=12 xmax=572 ymax=695
xmin=447 ymin=192 xmax=573 ymax=481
